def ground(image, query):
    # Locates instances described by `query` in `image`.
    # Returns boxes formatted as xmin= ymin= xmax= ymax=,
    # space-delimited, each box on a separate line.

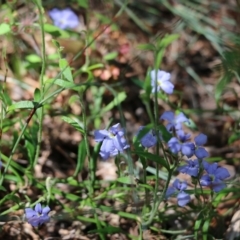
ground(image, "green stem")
xmin=33 ymin=0 xmax=46 ymax=167
xmin=142 ymin=166 xmax=174 ymax=229
xmin=143 ymin=100 xmax=154 ymax=124
xmin=148 ymin=63 xmax=161 ymax=226
xmin=78 ymin=95 xmax=94 ymax=195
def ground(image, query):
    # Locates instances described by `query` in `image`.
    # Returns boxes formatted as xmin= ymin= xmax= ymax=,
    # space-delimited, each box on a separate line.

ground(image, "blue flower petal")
xmin=94 ymin=130 xmax=109 ymax=142
xmin=178 ymin=181 xmax=188 ymax=191
xmin=200 ymin=174 xmax=211 ymax=186
xmin=34 ymin=203 xmax=42 ymax=214
xmin=160 ymin=80 xmax=174 ymax=94
xmin=178 ymin=160 xmax=199 ymax=177
xmin=177 ymin=191 xmax=191 ymax=207
xmin=206 ymin=162 xmax=218 ymax=175
xmin=175 ymin=112 xmax=189 ymax=124
xmin=99 ymin=150 xmax=110 ymax=160
xmin=166 ymin=186 xmax=176 ymax=198
xmin=168 ymin=137 xmax=181 ymax=154
xmin=195 ymin=133 xmax=207 ymax=146
xmin=172 ymin=179 xmax=181 ymax=189
xmin=141 ymin=132 xmax=157 ymax=148
xmin=215 ymin=167 xmax=230 ymax=180
xmin=25 ymin=208 xmax=38 ymax=219
xmin=42 ymin=206 xmax=51 ymax=215
xmin=181 ymin=142 xmax=195 ymax=158
xmin=195 ymin=147 xmax=209 ymax=159
xmin=160 ymin=111 xmax=174 ymax=122
xmin=212 ymin=179 xmax=226 ymax=192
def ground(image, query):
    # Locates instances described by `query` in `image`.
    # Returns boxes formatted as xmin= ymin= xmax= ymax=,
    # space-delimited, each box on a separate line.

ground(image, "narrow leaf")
xmin=101 ymin=92 xmax=126 ymax=113
xmin=7 ymin=101 xmax=39 ymax=111
xmin=134 ymin=151 xmax=169 ymax=170
xmin=61 ymin=116 xmax=84 ymax=134
xmin=59 ymin=58 xmax=73 ymax=82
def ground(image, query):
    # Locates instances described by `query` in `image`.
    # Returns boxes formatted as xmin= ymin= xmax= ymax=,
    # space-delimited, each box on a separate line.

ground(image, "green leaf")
xmin=59 ymin=58 xmax=73 ymax=82
xmin=43 ymin=23 xmax=70 ymax=38
xmin=87 ymin=63 xmax=104 ymax=71
xmin=137 ymin=43 xmax=156 ymax=51
xmin=101 ymin=92 xmax=126 ymax=113
xmin=34 ymin=88 xmax=41 ymax=102
xmin=4 ymin=194 xmax=20 ymax=204
xmin=89 ymin=225 xmax=122 ymax=234
xmin=215 ymin=75 xmax=232 ymax=101
xmin=52 ymin=39 xmax=61 ymax=49
xmin=61 ymin=116 xmax=84 ymax=134
xmin=103 ymin=52 xmax=118 ymax=61
xmin=134 ymin=151 xmax=169 ymax=170
xmin=0 ymin=186 xmax=6 ymax=191
xmin=131 ymin=77 xmax=144 ymax=89
xmin=116 ymin=176 xmax=136 ymax=185
xmin=146 ymin=166 xmax=168 ymax=180
xmin=26 ymin=54 xmax=41 ymax=63
xmin=25 ymin=137 xmax=35 ymax=163
xmin=74 ymin=140 xmax=87 ymax=176
xmin=158 ymin=34 xmax=180 ymax=48
xmin=52 ymin=187 xmax=81 ymax=201
xmin=118 ymin=211 xmax=139 ymax=220
xmin=0 ymin=23 xmax=10 ymax=35
xmin=1 ymin=91 xmax=12 ymax=106
xmin=143 ymin=68 xmax=152 ymax=99
xmin=202 ymin=219 xmax=210 ymax=240
xmin=46 ymin=79 xmax=81 ymax=89
xmin=77 ymin=0 xmax=88 ymax=8
xmin=228 ymin=132 xmax=240 ymax=144
xmin=7 ymin=101 xmax=39 ymax=111
xmin=157 ymin=124 xmax=172 ymax=142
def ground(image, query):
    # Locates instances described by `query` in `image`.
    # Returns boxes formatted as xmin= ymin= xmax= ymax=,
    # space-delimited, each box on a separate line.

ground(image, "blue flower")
xmin=94 ymin=123 xmax=129 ymax=160
xmin=200 ymin=162 xmax=230 ymax=192
xmin=168 ymin=130 xmax=195 ymax=157
xmin=48 ymin=8 xmax=79 ymax=30
xmin=25 ymin=203 xmax=50 ymax=227
xmin=178 ymin=159 xmax=199 ymax=177
xmin=194 ymin=133 xmax=209 ymax=159
xmin=150 ymin=70 xmax=174 ymax=94
xmin=160 ymin=111 xmax=189 ymax=132
xmin=136 ymin=126 xmax=159 ymax=148
xmin=166 ymin=179 xmax=190 ymax=207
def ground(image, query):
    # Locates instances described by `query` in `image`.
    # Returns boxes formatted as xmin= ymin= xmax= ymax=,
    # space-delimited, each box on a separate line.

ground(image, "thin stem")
xmin=79 ymin=95 xmax=94 ymax=195
xmin=33 ymin=0 xmax=46 ymax=167
xmin=143 ymin=100 xmax=154 ymax=124
xmin=148 ymin=62 xmax=161 ymax=227
xmin=142 ymin=165 xmax=175 ymax=229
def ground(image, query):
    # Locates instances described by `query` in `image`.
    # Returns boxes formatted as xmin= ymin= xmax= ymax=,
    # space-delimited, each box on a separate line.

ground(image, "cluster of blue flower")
xmin=23 ymin=12 xmax=230 ymax=224
xmin=94 ymin=69 xmax=230 ymax=207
